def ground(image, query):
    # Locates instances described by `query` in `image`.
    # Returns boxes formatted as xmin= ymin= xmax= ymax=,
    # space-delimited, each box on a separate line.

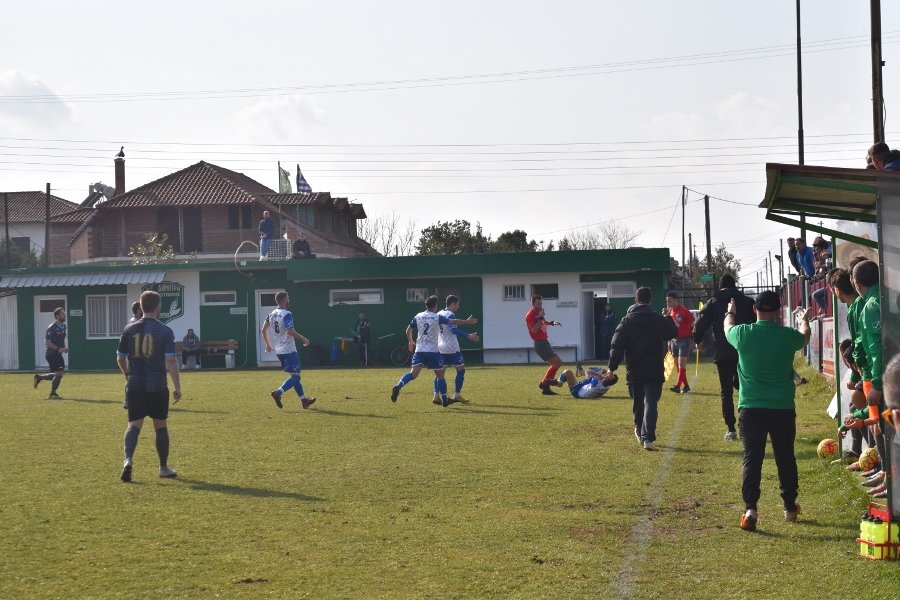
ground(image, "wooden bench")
xmin=175 ymin=339 xmax=239 ymax=368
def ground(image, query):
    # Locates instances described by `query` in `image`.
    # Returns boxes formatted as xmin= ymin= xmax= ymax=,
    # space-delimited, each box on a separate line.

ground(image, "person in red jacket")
xmin=664 ymin=292 xmax=695 ymax=393
xmin=525 ymin=295 xmax=563 ymax=395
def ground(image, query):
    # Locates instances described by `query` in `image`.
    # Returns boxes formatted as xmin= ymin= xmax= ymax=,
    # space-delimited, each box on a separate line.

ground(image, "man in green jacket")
xmin=725 ymin=291 xmax=810 ymax=532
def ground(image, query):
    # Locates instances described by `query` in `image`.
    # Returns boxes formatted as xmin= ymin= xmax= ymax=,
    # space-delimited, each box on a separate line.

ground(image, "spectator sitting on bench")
xmin=182 ymin=329 xmax=201 ymax=369
xmin=292 ymin=232 xmax=316 ymax=259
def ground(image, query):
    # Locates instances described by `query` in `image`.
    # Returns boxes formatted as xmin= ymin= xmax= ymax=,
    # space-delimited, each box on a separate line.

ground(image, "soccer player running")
xmin=435 ymin=295 xmax=480 ymax=405
xmin=525 ymin=295 xmax=564 ymax=395
xmin=261 ymin=291 xmax=316 ymax=410
xmin=556 ymin=367 xmax=619 ymax=399
xmin=726 ymin=291 xmax=809 ymax=531
xmin=116 ymin=290 xmax=182 ymax=482
xmin=34 ymin=307 xmax=68 ymax=399
xmin=664 ymin=292 xmax=695 ymax=394
xmin=391 ymin=295 xmax=470 ymax=407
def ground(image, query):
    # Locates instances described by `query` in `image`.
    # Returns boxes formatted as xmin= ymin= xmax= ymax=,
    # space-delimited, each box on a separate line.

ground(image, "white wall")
xmin=126 ymin=271 xmax=200 ymax=342
xmin=0 ymin=294 xmax=18 ymax=370
xmin=481 ymin=273 xmax=583 ymax=364
xmin=5 ymin=223 xmax=46 ymax=255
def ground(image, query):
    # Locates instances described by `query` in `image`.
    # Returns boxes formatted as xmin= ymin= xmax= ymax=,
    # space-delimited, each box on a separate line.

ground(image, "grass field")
xmin=1 ymin=361 xmax=896 ymax=599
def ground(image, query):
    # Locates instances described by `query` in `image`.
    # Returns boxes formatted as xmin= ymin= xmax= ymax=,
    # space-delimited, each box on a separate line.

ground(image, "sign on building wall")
xmin=141 ymin=281 xmax=185 ymax=324
xmin=821 ymin=317 xmax=835 ymax=379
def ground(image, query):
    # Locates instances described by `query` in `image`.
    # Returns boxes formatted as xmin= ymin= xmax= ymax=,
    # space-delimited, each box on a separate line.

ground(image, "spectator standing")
xmin=726 ymin=291 xmax=810 ymax=531
xmin=258 ymin=210 xmax=275 ymax=261
xmin=693 ymin=274 xmax=755 ymax=441
xmin=181 ymin=328 xmax=201 ymax=369
xmin=598 ymin=303 xmax=616 ymax=361
xmin=794 ymin=238 xmax=815 ymax=278
xmin=786 ymin=238 xmax=801 ymax=276
xmin=608 ymin=286 xmax=678 ymax=451
xmin=665 ymin=292 xmax=695 ymax=394
xmin=352 ymin=311 xmax=372 ymax=366
xmin=130 ymin=301 xmax=142 ymax=323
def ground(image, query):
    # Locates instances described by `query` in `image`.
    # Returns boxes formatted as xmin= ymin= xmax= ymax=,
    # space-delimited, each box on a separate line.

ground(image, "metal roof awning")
xmin=760 ymin=163 xmax=887 ymax=248
xmin=0 ymin=270 xmax=166 ymax=288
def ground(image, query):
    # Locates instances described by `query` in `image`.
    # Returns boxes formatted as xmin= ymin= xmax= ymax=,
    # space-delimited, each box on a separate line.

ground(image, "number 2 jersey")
xmin=266 ymin=307 xmax=297 ymax=355
xmin=117 ymin=318 xmax=176 ymax=392
xmin=411 ymin=310 xmax=450 ymax=353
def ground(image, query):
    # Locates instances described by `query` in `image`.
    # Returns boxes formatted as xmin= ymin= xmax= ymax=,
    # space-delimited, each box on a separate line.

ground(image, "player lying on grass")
xmin=556 ymin=366 xmax=619 ymax=399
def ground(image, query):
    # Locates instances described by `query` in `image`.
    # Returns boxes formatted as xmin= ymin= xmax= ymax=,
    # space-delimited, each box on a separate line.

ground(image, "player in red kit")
xmin=525 ymin=295 xmax=564 ymax=395
xmin=664 ymin=291 xmax=695 ymax=393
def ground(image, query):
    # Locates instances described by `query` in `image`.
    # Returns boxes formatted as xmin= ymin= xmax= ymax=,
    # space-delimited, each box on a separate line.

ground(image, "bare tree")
xmin=357 ymin=211 xmax=417 ymax=257
xmin=559 ymin=221 xmax=640 ymax=250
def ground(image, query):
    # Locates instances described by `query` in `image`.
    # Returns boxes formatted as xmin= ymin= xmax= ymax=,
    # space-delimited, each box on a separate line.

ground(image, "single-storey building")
xmin=0 ymin=248 xmax=670 ymax=371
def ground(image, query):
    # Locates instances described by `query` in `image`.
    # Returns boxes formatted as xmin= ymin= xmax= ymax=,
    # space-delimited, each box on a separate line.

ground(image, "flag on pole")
xmin=278 ymin=162 xmax=292 ymax=194
xmin=296 ymin=165 xmax=312 ymax=193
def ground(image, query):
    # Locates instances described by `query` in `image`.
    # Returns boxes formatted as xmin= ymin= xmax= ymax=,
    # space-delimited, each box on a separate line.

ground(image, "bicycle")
xmin=370 ymin=333 xmax=411 ymax=367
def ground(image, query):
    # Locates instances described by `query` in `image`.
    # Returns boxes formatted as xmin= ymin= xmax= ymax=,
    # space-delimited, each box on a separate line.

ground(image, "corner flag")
xmin=296 ymin=165 xmax=312 ymax=193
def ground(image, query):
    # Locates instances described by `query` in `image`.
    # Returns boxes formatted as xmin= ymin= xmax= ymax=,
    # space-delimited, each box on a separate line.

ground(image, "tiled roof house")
xmin=56 ymin=159 xmax=377 ymax=265
xmin=0 ymin=191 xmax=78 ymax=259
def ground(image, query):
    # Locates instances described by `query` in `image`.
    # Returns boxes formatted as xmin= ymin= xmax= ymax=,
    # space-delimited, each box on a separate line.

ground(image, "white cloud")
xmin=644 ymin=92 xmax=786 ymax=140
xmin=0 ymin=70 xmax=75 ymax=131
xmin=230 ymin=93 xmax=326 ymax=143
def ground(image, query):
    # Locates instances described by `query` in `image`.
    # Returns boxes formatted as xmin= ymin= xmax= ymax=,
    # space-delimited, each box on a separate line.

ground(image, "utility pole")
xmin=688 ymin=232 xmax=693 ymax=279
xmin=779 ymin=238 xmax=785 ymax=283
xmin=769 ymin=250 xmax=774 ymax=290
xmin=796 ymin=0 xmax=807 ymax=239
xmin=44 ymin=183 xmax=51 ymax=267
xmin=704 ymin=195 xmax=712 ymax=274
xmin=3 ymin=193 xmax=9 ymax=267
xmin=681 ymin=186 xmax=686 ymax=292
xmin=871 ymin=0 xmax=885 ymax=143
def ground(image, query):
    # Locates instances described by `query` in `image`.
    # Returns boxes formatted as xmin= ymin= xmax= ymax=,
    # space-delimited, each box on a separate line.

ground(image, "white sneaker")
xmin=634 ymin=427 xmax=642 ymax=444
xmin=724 ymin=431 xmax=738 ymax=441
xmin=643 ymin=440 xmax=657 ymax=451
xmin=159 ymin=465 xmax=178 ymax=478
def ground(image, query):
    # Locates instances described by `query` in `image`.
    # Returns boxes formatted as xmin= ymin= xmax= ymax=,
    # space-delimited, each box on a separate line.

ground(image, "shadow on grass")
xmin=449 ymin=406 xmax=558 ymax=417
xmin=309 ymin=408 xmax=394 ymax=419
xmin=67 ymin=397 xmax=121 ymax=405
xmin=175 ymin=478 xmax=325 ymax=501
xmin=659 ymin=445 xmax=742 ymax=457
xmin=475 ymin=403 xmax=564 ymax=412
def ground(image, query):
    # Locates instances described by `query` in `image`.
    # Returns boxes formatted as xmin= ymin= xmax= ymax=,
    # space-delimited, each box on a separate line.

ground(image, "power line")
xmin=2 ymin=33 xmax=898 ymax=104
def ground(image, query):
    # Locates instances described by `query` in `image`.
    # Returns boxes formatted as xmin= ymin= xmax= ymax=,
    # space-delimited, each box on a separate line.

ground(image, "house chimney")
xmin=114 ymin=146 xmax=125 ymax=196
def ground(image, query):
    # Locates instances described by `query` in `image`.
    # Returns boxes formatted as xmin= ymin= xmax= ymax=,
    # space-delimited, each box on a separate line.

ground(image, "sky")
xmin=1 ymin=0 xmax=897 ymax=284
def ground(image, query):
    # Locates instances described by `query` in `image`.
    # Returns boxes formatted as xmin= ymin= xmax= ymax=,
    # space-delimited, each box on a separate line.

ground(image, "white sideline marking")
xmin=610 ymin=391 xmax=693 ymax=600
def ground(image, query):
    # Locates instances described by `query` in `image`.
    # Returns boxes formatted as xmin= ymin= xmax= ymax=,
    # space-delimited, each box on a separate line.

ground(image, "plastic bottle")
xmin=860 ymin=515 xmax=872 ymax=556
xmin=871 ymin=518 xmax=887 ymax=559
xmin=890 ymin=522 xmax=900 ymax=560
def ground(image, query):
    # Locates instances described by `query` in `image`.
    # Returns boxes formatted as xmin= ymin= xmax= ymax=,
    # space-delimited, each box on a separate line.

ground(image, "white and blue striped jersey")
xmin=438 ymin=309 xmax=462 ymax=354
xmin=266 ymin=307 xmax=297 ymax=354
xmin=410 ymin=310 xmax=450 ymax=353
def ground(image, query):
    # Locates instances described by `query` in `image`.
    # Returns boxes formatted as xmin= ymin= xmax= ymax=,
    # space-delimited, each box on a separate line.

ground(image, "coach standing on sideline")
xmin=725 ymin=291 xmax=810 ymax=531
xmin=117 ymin=290 xmax=182 ymax=483
xmin=607 ymin=286 xmax=678 ymax=451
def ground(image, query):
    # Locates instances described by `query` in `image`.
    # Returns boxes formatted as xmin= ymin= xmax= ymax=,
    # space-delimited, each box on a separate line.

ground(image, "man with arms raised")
xmin=725 ymin=291 xmax=810 ymax=531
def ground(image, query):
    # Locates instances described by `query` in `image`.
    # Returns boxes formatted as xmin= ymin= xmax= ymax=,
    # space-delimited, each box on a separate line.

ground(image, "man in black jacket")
xmin=608 ymin=287 xmax=678 ymax=451
xmin=693 ymin=274 xmax=755 ymax=441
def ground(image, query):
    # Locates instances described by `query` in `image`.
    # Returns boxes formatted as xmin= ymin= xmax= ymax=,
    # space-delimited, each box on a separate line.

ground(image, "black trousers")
xmin=739 ymin=408 xmax=798 ymax=512
xmin=715 ymin=359 xmax=738 ymax=430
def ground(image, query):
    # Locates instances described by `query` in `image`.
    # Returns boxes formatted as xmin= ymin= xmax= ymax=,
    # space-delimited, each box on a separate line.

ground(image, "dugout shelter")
xmin=761 ymin=162 xmax=899 ymax=518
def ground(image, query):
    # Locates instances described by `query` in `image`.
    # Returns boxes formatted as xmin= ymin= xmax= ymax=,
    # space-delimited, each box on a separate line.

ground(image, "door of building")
xmin=255 ymin=289 xmax=280 ymax=366
xmin=34 ymin=296 xmax=67 ymax=370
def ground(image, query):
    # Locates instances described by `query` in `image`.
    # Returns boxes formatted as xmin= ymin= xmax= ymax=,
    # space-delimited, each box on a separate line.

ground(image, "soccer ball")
xmin=816 ymin=438 xmax=839 ymax=460
xmin=857 ymin=447 xmax=879 ymax=471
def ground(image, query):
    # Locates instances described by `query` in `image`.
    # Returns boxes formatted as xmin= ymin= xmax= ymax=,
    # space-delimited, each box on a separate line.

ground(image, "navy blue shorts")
xmin=441 ymin=352 xmax=464 ymax=368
